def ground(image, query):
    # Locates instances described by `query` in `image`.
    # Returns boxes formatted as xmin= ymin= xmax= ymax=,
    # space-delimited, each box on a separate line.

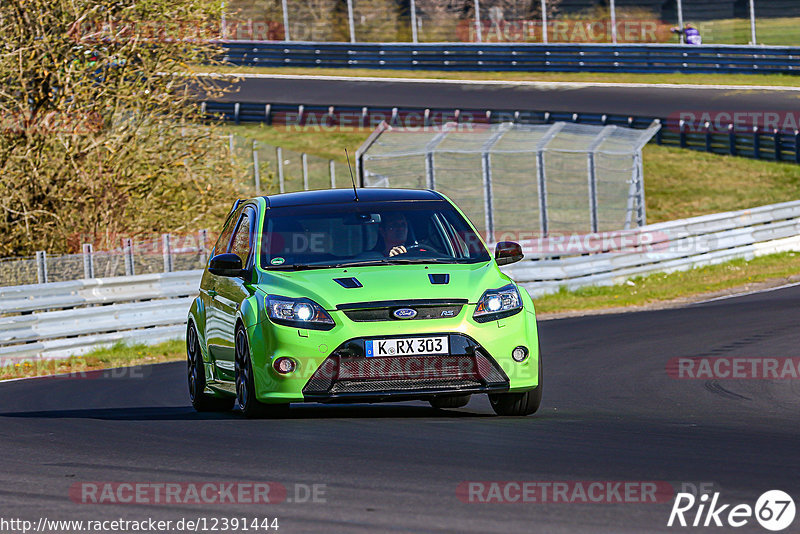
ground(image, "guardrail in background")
xmin=203 ymin=101 xmax=800 ymax=164
xmin=220 ymin=41 xmax=800 ymax=75
xmin=3 ymin=200 xmax=799 ymax=361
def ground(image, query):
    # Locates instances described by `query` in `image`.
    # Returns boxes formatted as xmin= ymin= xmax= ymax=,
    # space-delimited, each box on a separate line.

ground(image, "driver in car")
xmin=378 ymin=212 xmax=411 ymax=257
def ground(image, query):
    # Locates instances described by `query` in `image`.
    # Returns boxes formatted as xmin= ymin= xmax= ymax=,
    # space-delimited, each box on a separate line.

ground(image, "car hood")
xmin=254 ymin=262 xmax=509 ymax=310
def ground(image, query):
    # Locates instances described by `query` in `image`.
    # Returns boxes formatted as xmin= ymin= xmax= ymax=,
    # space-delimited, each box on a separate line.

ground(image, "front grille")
xmin=331 ymin=378 xmax=480 ymax=394
xmin=343 ymin=305 xmax=463 ymax=322
xmin=302 ymin=335 xmax=509 ymax=399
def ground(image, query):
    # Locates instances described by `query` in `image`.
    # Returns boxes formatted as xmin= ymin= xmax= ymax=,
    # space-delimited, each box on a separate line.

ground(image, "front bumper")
xmin=246 ymin=304 xmax=540 ymax=404
xmin=302 ymin=334 xmax=510 ymax=403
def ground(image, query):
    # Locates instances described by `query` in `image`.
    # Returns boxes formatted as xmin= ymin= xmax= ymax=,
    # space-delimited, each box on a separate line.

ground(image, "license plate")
xmin=365 ymin=336 xmax=449 ymax=357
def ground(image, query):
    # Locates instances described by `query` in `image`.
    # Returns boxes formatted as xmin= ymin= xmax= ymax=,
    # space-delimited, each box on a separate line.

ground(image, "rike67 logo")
xmin=668 ymin=490 xmax=795 ymax=531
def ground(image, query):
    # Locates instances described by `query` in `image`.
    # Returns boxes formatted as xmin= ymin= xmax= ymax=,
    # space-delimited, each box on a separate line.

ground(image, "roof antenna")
xmin=345 ymin=148 xmax=359 ymax=202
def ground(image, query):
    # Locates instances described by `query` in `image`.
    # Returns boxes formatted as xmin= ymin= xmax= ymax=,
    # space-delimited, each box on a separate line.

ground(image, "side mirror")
xmin=209 ymin=253 xmax=244 ymax=277
xmin=495 ymin=241 xmax=524 ymax=266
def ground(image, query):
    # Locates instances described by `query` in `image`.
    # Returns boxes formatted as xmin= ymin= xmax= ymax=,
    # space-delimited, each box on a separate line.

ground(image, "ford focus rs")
xmin=186 ymin=188 xmax=541 ymax=417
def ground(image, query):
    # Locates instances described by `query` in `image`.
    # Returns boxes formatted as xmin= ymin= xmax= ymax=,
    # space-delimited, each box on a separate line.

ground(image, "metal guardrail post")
xmin=410 ymin=0 xmax=418 ymax=44
xmin=198 ymin=230 xmax=208 ymax=267
xmin=82 ymin=244 xmax=95 ymax=279
xmin=540 ymin=0 xmax=548 ymax=44
xmin=124 ymin=238 xmax=134 ymax=276
xmin=281 ymin=0 xmax=290 ymax=41
xmin=535 ymin=123 xmax=565 ymax=237
xmin=609 ymin=0 xmax=617 ymax=44
xmin=795 ymin=130 xmax=800 ymax=164
xmin=276 ymin=147 xmax=285 ymax=193
xmin=329 ymin=159 xmax=336 ymax=188
xmin=252 ymin=140 xmax=261 ymax=194
xmin=229 ymin=133 xmax=235 ymax=167
xmin=753 ymin=126 xmax=761 ymax=159
xmin=704 ymin=122 xmax=712 ymax=153
xmin=346 ymin=0 xmax=356 ymax=43
xmin=479 ymin=125 xmax=510 ymax=241
xmin=302 ymin=153 xmax=309 ymax=190
xmin=162 ymin=234 xmax=173 ymax=273
xmin=587 ymin=126 xmax=616 ymax=234
xmin=729 ymin=124 xmax=737 ymax=156
xmin=36 ymin=251 xmax=48 ymax=284
xmin=774 ymin=130 xmax=782 ymax=162
xmin=473 ymin=0 xmax=482 ymax=42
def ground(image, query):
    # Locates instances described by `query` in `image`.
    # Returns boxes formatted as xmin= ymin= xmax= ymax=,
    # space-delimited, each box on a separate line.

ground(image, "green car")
xmin=186 ymin=188 xmax=542 ymax=417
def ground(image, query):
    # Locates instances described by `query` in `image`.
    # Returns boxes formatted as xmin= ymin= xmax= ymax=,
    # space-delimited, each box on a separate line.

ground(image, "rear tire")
xmin=235 ymin=326 xmax=290 ymax=419
xmin=187 ymin=323 xmax=235 ymax=412
xmin=489 ymin=355 xmax=542 ymax=416
xmin=429 ymin=394 xmax=471 ymax=409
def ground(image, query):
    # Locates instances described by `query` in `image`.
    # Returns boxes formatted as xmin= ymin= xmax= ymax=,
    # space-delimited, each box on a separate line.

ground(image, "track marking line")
xmin=193 ymin=72 xmax=800 ymax=92
xmin=691 ymin=281 xmax=800 ymax=305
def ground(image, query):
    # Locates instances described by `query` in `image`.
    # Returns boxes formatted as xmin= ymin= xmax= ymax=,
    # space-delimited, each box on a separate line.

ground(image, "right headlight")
xmin=473 ymin=284 xmax=523 ymax=323
xmin=266 ymin=295 xmax=335 ymax=330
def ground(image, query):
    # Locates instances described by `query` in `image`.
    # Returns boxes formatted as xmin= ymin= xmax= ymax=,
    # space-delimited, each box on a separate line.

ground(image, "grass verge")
xmin=534 ymin=251 xmax=800 ymax=315
xmin=0 ymin=340 xmax=185 ymax=381
xmin=200 ymin=65 xmax=800 ymax=88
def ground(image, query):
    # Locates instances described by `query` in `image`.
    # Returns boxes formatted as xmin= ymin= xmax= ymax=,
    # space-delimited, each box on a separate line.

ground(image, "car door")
xmin=209 ymin=205 xmax=258 ymax=382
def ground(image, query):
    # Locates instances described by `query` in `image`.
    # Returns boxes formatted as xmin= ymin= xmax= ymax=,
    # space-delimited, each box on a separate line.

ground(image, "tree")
xmin=0 ymin=0 xmax=239 ymax=255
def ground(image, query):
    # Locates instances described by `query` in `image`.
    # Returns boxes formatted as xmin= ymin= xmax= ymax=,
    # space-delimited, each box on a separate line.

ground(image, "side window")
xmin=213 ymin=205 xmax=244 ymax=256
xmin=230 ymin=212 xmax=252 ymax=265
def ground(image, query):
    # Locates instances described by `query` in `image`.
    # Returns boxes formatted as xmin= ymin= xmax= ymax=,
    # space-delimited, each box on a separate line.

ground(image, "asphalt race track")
xmin=1 ymin=285 xmax=799 ymax=533
xmin=216 ymin=75 xmax=800 ymax=118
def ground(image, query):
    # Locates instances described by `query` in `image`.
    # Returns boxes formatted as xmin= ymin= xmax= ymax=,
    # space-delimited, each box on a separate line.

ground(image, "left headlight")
xmin=266 ymin=295 xmax=335 ymax=330
xmin=473 ymin=284 xmax=523 ymax=323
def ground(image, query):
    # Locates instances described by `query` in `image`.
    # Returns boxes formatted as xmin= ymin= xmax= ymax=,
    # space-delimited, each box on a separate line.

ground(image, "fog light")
xmin=512 ymin=346 xmax=528 ymax=362
xmin=273 ymin=357 xmax=297 ymax=374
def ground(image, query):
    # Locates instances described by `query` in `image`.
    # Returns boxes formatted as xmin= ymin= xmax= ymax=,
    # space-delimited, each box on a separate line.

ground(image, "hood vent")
xmin=428 ymin=274 xmax=449 ymax=285
xmin=334 ymin=277 xmax=363 ymax=289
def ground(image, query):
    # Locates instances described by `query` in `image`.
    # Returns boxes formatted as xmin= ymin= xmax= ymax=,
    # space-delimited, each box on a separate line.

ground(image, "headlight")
xmin=266 ymin=295 xmax=335 ymax=330
xmin=473 ymin=284 xmax=522 ymax=323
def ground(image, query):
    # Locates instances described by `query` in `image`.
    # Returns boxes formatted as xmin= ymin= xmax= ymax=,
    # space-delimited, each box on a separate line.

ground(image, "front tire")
xmin=187 ymin=323 xmax=235 ymax=412
xmin=489 ymin=355 xmax=542 ymax=416
xmin=235 ymin=326 xmax=289 ymax=419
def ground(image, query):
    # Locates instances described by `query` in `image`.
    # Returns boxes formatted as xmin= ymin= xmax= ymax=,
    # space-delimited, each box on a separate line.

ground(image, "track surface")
xmin=2 ymin=286 xmax=800 ymax=533
xmin=218 ymin=75 xmax=800 ymax=117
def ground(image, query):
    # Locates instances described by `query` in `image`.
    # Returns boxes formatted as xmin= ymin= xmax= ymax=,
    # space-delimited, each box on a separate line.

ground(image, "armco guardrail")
xmin=503 ymin=199 xmax=800 ymax=296
xmin=2 ymin=201 xmax=799 ymax=360
xmin=0 ymin=271 xmax=202 ymax=360
xmin=220 ymin=41 xmax=800 ymax=75
xmin=203 ymin=102 xmax=800 ymax=164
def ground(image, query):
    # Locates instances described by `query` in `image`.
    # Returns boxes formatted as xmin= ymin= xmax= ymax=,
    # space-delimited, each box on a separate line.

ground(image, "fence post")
xmin=676 ymin=0 xmax=685 ymax=43
xmin=281 ymin=0 xmax=290 ymax=41
xmin=82 ymin=243 xmax=95 ymax=279
xmin=198 ymin=229 xmax=208 ymax=267
xmin=35 ymin=250 xmax=48 ymax=284
xmin=728 ymin=124 xmax=737 ymax=156
xmin=252 ymin=140 xmax=261 ymax=194
xmin=795 ymin=130 xmax=800 ymax=164
xmin=302 ymin=152 xmax=309 ymax=190
xmin=748 ymin=0 xmax=757 ymax=45
xmin=473 ymin=0 xmax=482 ymax=42
xmin=410 ymin=0 xmax=418 ymax=43
xmin=609 ymin=0 xmax=617 ymax=44
xmin=704 ymin=121 xmax=712 ymax=153
xmin=329 ymin=159 xmax=336 ymax=188
xmin=124 ymin=238 xmax=135 ymax=276
xmin=774 ymin=129 xmax=782 ymax=162
xmin=540 ymin=0 xmax=548 ymax=44
xmin=162 ymin=234 xmax=173 ymax=273
xmin=346 ymin=0 xmax=356 ymax=43
xmin=480 ymin=152 xmax=494 ymax=241
xmin=679 ymin=119 xmax=687 ymax=148
xmin=229 ymin=133 xmax=235 ymax=167
xmin=277 ymin=147 xmax=285 ymax=193
xmin=753 ymin=126 xmax=760 ymax=159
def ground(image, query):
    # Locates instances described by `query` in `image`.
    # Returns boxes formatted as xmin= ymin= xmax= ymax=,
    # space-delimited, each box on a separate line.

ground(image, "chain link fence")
xmin=222 ymin=0 xmax=800 ymax=46
xmin=360 ymin=121 xmax=660 ymax=240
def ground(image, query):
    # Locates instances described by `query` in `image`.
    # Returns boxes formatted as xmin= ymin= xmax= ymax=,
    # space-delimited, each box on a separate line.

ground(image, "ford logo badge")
xmin=393 ymin=308 xmax=417 ymax=319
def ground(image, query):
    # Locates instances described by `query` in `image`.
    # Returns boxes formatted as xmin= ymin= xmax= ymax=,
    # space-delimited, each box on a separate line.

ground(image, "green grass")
xmin=202 ymin=65 xmax=800 ymax=88
xmin=534 ymin=251 xmax=800 ymax=314
xmin=696 ymin=16 xmax=800 ymax=46
xmin=0 ymin=340 xmax=185 ymax=381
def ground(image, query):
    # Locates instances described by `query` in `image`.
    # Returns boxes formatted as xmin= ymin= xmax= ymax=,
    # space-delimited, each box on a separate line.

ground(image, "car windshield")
xmin=260 ymin=200 xmax=491 ymax=270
